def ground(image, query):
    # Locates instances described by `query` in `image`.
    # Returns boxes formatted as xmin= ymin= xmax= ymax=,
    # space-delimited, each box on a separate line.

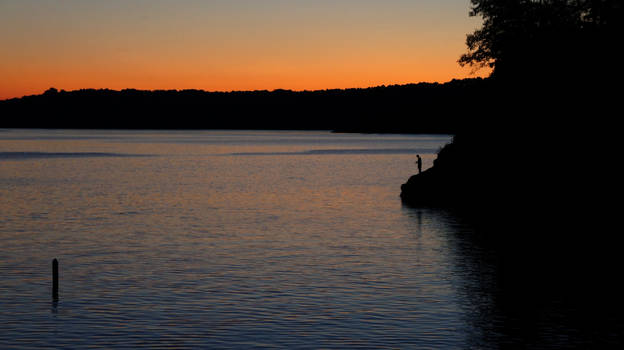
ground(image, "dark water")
xmin=0 ymin=130 xmax=620 ymax=348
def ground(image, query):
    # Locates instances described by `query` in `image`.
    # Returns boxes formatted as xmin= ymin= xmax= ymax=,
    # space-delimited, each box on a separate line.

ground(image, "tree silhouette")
xmin=403 ymin=3 xmax=624 ymax=322
xmin=404 ymin=0 xmax=623 ymax=226
xmin=459 ymin=0 xmax=622 ymax=80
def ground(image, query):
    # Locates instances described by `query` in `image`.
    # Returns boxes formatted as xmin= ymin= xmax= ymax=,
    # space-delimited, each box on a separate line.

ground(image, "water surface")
xmin=1 ymin=129 xmax=617 ymax=348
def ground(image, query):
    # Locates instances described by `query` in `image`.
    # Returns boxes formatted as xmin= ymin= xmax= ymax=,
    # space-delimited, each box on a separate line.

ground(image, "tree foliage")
xmin=459 ymin=0 xmax=623 ymax=79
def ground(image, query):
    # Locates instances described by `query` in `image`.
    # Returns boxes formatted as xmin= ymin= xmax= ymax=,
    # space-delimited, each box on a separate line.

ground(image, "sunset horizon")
xmin=2 ymin=1 xmax=622 ymax=348
xmin=1 ymin=0 xmax=489 ymax=100
xmin=2 ymin=75 xmax=488 ymax=100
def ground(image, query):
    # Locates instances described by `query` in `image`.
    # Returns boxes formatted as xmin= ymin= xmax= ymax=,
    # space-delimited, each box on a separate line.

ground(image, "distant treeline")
xmin=0 ymin=79 xmax=491 ymax=133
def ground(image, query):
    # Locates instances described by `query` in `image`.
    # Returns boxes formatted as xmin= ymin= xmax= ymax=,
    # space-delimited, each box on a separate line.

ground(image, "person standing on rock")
xmin=416 ymin=154 xmax=422 ymax=174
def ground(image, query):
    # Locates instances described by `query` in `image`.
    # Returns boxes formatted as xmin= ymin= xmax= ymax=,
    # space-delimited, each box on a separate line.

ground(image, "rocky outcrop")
xmin=400 ymin=134 xmax=500 ymax=209
xmin=400 ymin=168 xmax=449 ymax=207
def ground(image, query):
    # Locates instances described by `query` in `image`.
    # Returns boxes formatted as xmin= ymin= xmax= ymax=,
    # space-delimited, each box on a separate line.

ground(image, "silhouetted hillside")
xmin=403 ymin=0 xmax=621 ymax=226
xmin=401 ymin=0 xmax=623 ymax=320
xmin=0 ymin=79 xmax=489 ymax=133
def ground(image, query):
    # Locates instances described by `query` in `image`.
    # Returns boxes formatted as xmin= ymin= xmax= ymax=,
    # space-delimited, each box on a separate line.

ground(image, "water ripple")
xmin=0 ymin=152 xmax=152 ymax=160
xmin=228 ymin=148 xmax=437 ymax=156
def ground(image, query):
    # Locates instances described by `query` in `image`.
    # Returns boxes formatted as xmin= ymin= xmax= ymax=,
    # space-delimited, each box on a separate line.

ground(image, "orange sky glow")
xmin=0 ymin=1 xmax=490 ymax=100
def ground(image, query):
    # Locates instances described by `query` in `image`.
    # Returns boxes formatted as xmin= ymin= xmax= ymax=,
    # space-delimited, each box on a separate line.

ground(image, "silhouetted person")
xmin=416 ymin=154 xmax=422 ymax=174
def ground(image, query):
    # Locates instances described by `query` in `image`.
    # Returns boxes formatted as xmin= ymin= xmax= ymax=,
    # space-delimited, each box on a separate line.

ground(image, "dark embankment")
xmin=401 ymin=80 xmax=623 ymax=345
xmin=0 ymin=79 xmax=488 ymax=133
xmin=402 ymin=1 xmax=623 ymax=339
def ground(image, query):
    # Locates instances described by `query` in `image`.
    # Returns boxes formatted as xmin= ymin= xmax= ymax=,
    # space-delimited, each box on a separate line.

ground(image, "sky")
xmin=0 ymin=0 xmax=489 ymax=100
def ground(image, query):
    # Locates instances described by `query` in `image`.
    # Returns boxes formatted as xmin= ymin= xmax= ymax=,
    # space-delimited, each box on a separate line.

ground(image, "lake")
xmin=0 ymin=129 xmax=619 ymax=349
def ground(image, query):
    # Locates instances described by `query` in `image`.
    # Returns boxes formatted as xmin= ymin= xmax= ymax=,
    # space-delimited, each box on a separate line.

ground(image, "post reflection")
xmin=51 ymin=301 xmax=58 ymax=315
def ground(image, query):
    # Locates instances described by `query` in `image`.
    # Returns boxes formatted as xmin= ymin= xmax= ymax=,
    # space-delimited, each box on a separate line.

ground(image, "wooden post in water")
xmin=52 ymin=259 xmax=59 ymax=301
